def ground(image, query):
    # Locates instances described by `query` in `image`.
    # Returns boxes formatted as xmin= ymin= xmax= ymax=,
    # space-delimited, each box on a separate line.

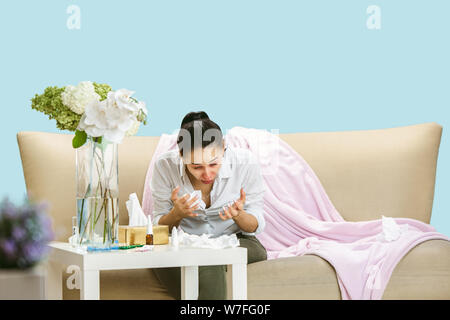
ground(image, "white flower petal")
xmin=138 ymin=101 xmax=148 ymax=115
xmin=76 ymin=87 xmax=146 ymax=143
xmin=117 ymin=117 xmax=134 ymax=132
xmin=126 ymin=120 xmax=140 ymax=137
xmin=61 ymin=81 xmax=99 ymax=115
xmin=104 ymin=128 xmax=126 ymax=144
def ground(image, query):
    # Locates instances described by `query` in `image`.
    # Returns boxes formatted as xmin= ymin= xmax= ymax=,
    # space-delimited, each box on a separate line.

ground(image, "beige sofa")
xmin=17 ymin=122 xmax=450 ymax=299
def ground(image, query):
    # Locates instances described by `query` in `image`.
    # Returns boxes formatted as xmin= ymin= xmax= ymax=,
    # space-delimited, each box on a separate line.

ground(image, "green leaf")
xmin=130 ymin=97 xmax=138 ymax=104
xmin=96 ymin=136 xmax=109 ymax=153
xmin=93 ymin=136 xmax=102 ymax=144
xmin=72 ymin=130 xmax=87 ymax=148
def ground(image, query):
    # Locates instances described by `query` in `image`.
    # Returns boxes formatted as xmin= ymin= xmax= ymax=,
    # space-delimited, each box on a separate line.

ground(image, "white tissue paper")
xmin=183 ymin=190 xmax=205 ymax=210
xmin=127 ymin=193 xmax=148 ymax=226
xmin=176 ymin=229 xmax=240 ymax=249
xmin=377 ymin=215 xmax=409 ymax=242
xmin=183 ymin=190 xmax=206 ymax=210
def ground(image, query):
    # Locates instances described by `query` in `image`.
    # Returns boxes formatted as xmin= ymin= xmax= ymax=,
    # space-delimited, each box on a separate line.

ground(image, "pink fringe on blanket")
xmin=142 ymin=126 xmax=450 ymax=299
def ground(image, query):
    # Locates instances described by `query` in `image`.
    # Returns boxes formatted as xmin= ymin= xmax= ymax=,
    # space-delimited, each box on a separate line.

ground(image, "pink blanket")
xmin=142 ymin=126 xmax=450 ymax=299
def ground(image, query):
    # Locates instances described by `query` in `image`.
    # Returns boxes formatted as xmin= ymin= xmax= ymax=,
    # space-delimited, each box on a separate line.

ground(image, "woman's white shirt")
xmin=150 ymin=146 xmax=266 ymax=237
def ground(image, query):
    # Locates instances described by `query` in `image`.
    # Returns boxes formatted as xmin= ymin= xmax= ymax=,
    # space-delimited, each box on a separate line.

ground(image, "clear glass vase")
xmin=76 ymin=137 xmax=119 ymax=248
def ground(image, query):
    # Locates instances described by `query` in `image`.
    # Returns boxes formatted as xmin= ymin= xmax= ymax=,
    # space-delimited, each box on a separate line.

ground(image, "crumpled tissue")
xmin=377 ymin=215 xmax=409 ymax=242
xmin=183 ymin=190 xmax=205 ymax=210
xmin=127 ymin=193 xmax=148 ymax=226
xmin=175 ymin=229 xmax=240 ymax=249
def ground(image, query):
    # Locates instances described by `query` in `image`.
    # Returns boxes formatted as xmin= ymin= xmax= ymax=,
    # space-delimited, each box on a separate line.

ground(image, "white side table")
xmin=45 ymin=241 xmax=247 ymax=300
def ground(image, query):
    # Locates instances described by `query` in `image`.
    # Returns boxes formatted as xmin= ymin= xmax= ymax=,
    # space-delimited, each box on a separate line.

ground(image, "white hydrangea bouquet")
xmin=31 ymin=81 xmax=148 ymax=147
xmin=31 ymin=81 xmax=148 ymax=247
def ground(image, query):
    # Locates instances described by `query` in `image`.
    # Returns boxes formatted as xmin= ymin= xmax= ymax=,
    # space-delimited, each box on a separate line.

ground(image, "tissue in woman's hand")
xmin=190 ymin=190 xmax=201 ymax=204
xmin=127 ymin=193 xmax=148 ymax=226
xmin=182 ymin=190 xmax=204 ymax=210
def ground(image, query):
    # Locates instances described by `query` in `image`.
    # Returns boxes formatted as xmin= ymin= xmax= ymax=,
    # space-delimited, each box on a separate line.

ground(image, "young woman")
xmin=150 ymin=111 xmax=267 ymax=300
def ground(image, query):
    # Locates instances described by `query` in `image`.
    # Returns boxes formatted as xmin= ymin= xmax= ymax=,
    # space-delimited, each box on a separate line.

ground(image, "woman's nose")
xmin=203 ymin=168 xmax=214 ymax=178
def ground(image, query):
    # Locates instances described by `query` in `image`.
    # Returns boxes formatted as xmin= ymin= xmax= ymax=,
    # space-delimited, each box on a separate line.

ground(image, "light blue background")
xmin=1 ymin=1 xmax=449 ymax=236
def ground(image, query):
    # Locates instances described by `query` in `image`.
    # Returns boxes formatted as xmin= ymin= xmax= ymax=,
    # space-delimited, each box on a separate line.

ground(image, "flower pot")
xmin=76 ymin=137 xmax=119 ymax=247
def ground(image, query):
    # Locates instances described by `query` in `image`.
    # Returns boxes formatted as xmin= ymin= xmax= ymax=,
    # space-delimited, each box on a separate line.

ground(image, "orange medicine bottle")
xmin=146 ymin=217 xmax=153 ymax=245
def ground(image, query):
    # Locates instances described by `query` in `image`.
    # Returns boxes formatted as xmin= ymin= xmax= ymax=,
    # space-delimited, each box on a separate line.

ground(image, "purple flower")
xmin=0 ymin=239 xmax=16 ymax=259
xmin=1 ymin=201 xmax=17 ymax=219
xmin=0 ymin=198 xmax=54 ymax=268
xmin=23 ymin=242 xmax=44 ymax=262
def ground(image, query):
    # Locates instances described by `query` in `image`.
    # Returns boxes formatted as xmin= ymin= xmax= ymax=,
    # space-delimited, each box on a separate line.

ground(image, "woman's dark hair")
xmin=177 ymin=111 xmax=223 ymax=157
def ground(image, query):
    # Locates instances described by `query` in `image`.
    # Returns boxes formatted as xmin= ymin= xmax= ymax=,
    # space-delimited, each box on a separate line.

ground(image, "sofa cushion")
xmin=247 ymin=239 xmax=450 ymax=300
xmin=248 ymin=254 xmax=341 ymax=299
xmin=382 ymin=239 xmax=450 ymax=299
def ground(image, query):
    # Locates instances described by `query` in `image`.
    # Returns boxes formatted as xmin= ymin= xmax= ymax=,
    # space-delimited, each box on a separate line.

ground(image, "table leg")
xmin=181 ymin=266 xmax=198 ymax=300
xmin=81 ymin=269 xmax=100 ymax=300
xmin=45 ymin=260 xmax=63 ymax=300
xmin=229 ymin=263 xmax=247 ymax=300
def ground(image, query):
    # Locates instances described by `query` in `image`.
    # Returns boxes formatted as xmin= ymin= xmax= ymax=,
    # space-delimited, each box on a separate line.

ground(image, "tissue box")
xmin=119 ymin=225 xmax=169 ymax=245
xmin=118 ymin=226 xmax=147 ymax=245
xmin=153 ymin=225 xmax=169 ymax=245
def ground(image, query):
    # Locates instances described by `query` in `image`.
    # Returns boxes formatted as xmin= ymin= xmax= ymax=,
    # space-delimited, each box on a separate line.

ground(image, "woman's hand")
xmin=171 ymin=186 xmax=200 ymax=218
xmin=219 ymin=187 xmax=246 ymax=220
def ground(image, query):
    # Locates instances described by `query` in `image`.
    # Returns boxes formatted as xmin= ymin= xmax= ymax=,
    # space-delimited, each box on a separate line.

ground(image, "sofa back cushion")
xmin=279 ymin=122 xmax=442 ymax=224
xmin=17 ymin=122 xmax=442 ymax=241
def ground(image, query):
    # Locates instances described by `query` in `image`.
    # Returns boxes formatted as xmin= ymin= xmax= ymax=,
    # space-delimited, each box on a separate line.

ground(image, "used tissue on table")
xmin=176 ymin=229 xmax=240 ymax=249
